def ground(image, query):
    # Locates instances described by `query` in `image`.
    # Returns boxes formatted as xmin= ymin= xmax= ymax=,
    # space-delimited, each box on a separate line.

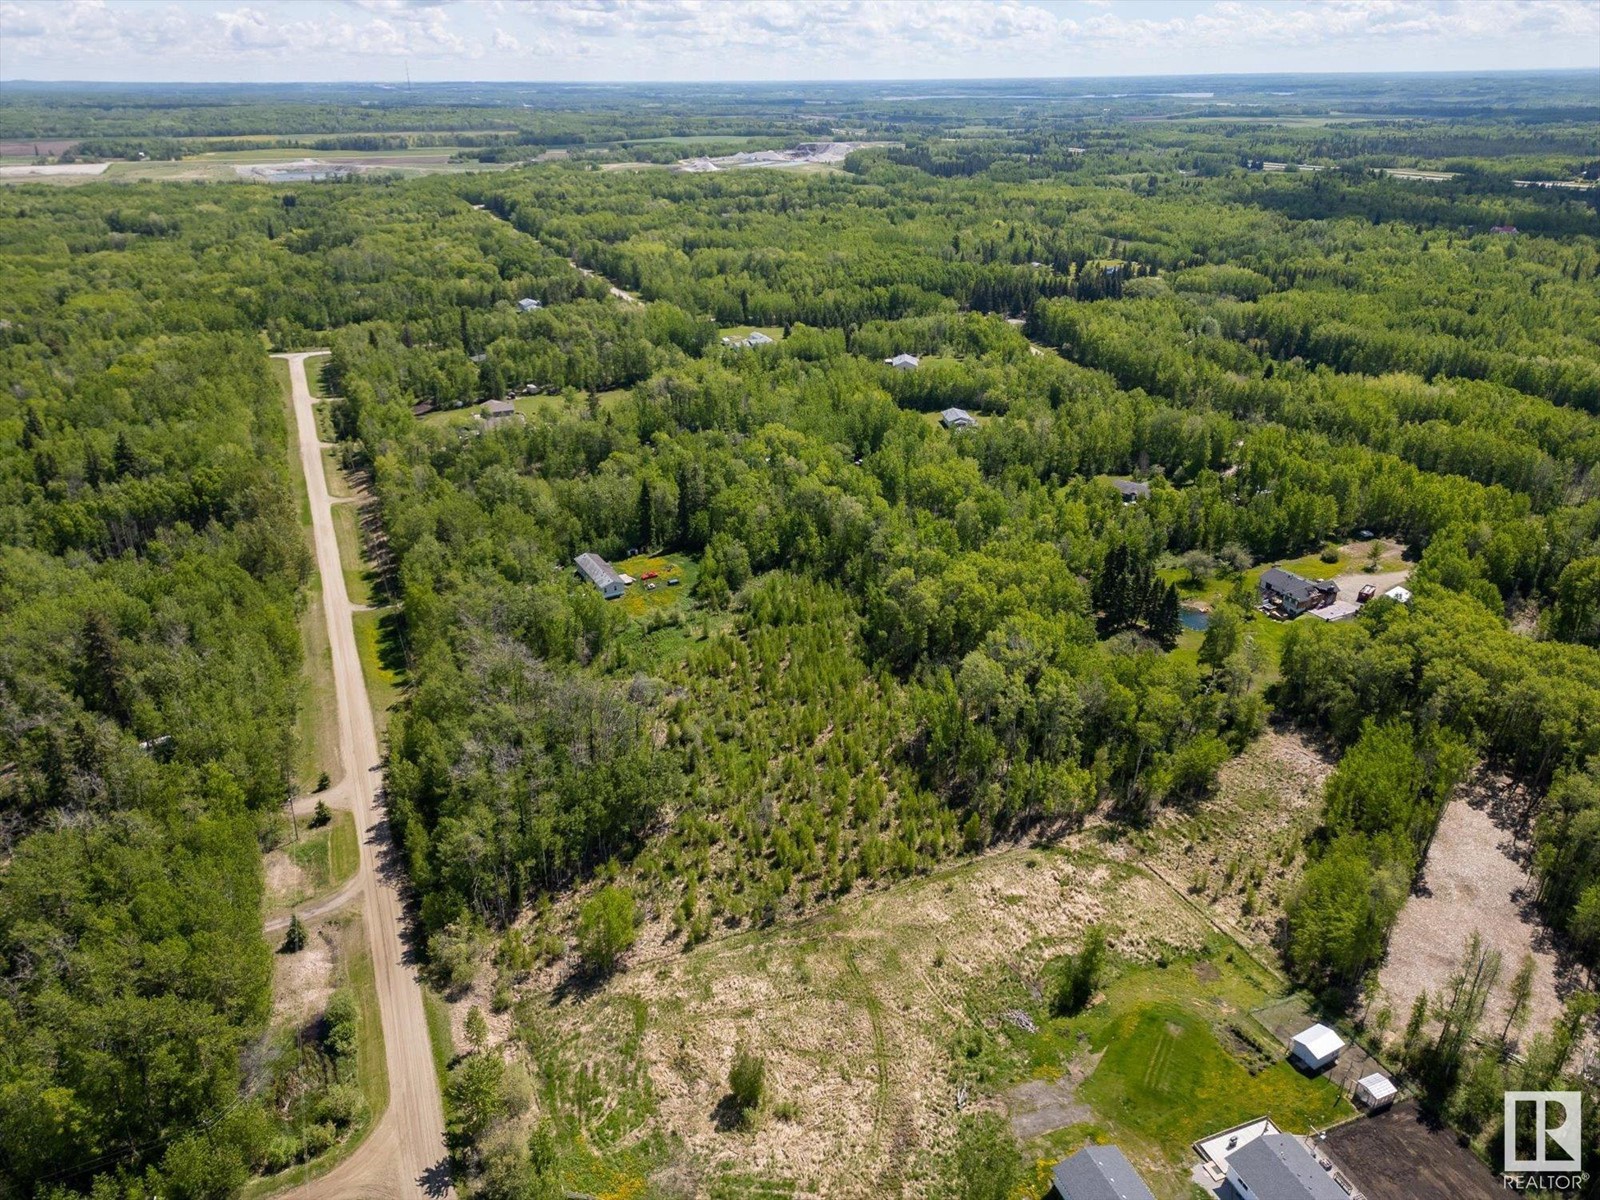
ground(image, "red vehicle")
xmin=1357 ymin=583 xmax=1377 ymax=604
xmin=640 ymin=570 xmax=659 ymax=580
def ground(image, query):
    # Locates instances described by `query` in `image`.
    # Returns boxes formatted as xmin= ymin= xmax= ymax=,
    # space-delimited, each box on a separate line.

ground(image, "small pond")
xmin=1180 ymin=607 xmax=1211 ymax=632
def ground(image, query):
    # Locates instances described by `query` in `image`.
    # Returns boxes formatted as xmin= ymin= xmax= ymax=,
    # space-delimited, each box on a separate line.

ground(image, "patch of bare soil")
xmin=502 ymin=848 xmax=1212 ymax=1196
xmin=264 ymin=847 xmax=309 ymax=913
xmin=1005 ymin=1048 xmax=1102 ymax=1139
xmin=272 ymin=921 xmax=336 ymax=1030
xmin=1376 ymin=770 xmax=1571 ymax=1050
xmin=1148 ymin=728 xmax=1336 ymax=954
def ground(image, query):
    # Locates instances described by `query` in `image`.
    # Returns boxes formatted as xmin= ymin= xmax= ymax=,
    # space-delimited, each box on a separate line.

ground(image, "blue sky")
xmin=1 ymin=0 xmax=1596 ymax=83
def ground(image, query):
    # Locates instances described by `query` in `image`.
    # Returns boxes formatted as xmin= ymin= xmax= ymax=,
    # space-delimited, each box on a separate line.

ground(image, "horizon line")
xmin=3 ymin=66 xmax=1596 ymax=88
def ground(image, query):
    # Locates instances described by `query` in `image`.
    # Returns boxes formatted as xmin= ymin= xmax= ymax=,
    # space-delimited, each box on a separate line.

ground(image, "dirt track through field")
xmin=273 ymin=352 xmax=453 ymax=1200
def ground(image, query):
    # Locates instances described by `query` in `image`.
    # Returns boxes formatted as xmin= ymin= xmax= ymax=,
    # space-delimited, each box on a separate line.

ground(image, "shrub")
xmin=311 ymin=1082 xmax=367 ymax=1129
xmin=728 ymin=1041 xmax=766 ymax=1123
xmin=576 ymin=885 xmax=636 ymax=975
xmin=312 ymin=799 xmax=332 ymax=827
xmin=1052 ymin=924 xmax=1107 ymax=1016
xmin=315 ymin=772 xmax=331 ymax=793
xmin=324 ymin=989 xmax=359 ymax=1061
xmin=281 ymin=914 xmax=308 ymax=954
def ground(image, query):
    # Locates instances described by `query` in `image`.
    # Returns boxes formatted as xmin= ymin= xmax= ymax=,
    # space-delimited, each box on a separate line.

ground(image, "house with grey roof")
xmin=1259 ymin=567 xmax=1338 ymax=616
xmin=1224 ymin=1133 xmax=1347 ymax=1200
xmin=575 ymin=553 xmax=625 ymax=600
xmin=481 ymin=398 xmax=518 ymax=422
xmin=517 ymin=297 xmax=542 ymax=312
xmin=941 ymin=407 xmax=977 ymax=429
xmin=1111 ymin=479 xmax=1150 ymax=504
xmin=745 ymin=330 xmax=775 ymax=346
xmin=1048 ymin=1145 xmax=1155 ymax=1200
xmin=885 ymin=353 xmax=920 ymax=369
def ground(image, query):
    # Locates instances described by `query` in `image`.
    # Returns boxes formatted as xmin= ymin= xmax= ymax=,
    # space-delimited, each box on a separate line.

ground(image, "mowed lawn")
xmin=1080 ymin=999 xmax=1349 ymax=1150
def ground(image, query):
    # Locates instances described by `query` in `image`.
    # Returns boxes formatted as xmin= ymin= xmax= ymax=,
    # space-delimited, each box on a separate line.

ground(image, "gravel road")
xmin=274 ymin=352 xmax=454 ymax=1200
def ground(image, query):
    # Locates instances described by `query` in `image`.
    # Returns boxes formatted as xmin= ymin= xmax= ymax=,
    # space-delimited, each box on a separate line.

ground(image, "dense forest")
xmin=2 ymin=72 xmax=1600 ymax=1199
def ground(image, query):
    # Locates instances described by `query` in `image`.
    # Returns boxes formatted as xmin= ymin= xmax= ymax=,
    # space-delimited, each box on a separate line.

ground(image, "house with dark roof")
xmin=1111 ymin=479 xmax=1150 ymax=504
xmin=1047 ymin=1145 xmax=1155 ymax=1200
xmin=575 ymin=552 xmax=625 ymax=600
xmin=1258 ymin=567 xmax=1338 ymax=616
xmin=1224 ymin=1133 xmax=1347 ymax=1200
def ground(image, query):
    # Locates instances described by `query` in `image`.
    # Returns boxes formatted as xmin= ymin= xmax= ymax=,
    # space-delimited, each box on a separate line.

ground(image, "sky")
xmin=0 ymin=0 xmax=1597 ymax=84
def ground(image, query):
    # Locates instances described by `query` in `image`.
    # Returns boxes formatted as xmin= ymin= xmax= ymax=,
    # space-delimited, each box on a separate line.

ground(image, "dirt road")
xmin=275 ymin=352 xmax=454 ymax=1200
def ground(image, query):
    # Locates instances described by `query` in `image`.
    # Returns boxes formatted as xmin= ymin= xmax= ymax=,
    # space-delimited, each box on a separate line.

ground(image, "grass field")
xmin=273 ymin=809 xmax=359 ymax=912
xmin=720 ymin=324 xmax=786 ymax=343
xmin=306 ymin=355 xmax=332 ymax=398
xmin=353 ymin=606 xmax=406 ymax=734
xmin=479 ymin=828 xmax=1346 ymax=1197
xmin=331 ymin=502 xmax=374 ymax=608
xmin=422 ymin=987 xmax=454 ymax=1091
xmin=611 ymin=552 xmax=697 ymax=619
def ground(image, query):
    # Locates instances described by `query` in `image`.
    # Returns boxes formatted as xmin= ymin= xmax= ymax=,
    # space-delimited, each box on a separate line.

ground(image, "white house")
xmin=1384 ymin=585 xmax=1413 ymax=604
xmin=575 ymin=553 xmax=625 ymax=600
xmin=1224 ymin=1133 xmax=1346 ymax=1200
xmin=1289 ymin=1023 xmax=1344 ymax=1071
xmin=885 ymin=353 xmax=920 ymax=369
xmin=1355 ymin=1072 xmax=1397 ymax=1110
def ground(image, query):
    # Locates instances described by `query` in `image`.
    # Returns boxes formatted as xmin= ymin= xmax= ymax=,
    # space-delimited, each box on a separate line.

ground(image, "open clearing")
xmin=264 ymin=809 xmax=360 ymax=919
xmin=0 ymin=161 xmax=108 ymax=178
xmin=1144 ymin=727 xmax=1335 ymax=957
xmin=489 ymin=834 xmax=1346 ymax=1198
xmin=1375 ymin=770 xmax=1568 ymax=1051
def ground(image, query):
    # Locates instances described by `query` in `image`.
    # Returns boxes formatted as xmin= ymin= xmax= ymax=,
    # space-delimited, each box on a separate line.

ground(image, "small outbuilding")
xmin=1289 ymin=1023 xmax=1344 ymax=1072
xmin=941 ymin=407 xmax=977 ymax=429
xmin=575 ymin=553 xmax=625 ymax=600
xmin=1304 ymin=600 xmax=1360 ymax=623
xmin=1048 ymin=1144 xmax=1156 ymax=1200
xmin=1111 ymin=479 xmax=1150 ymax=505
xmin=1355 ymin=1072 xmax=1397 ymax=1111
xmin=885 ymin=353 xmax=920 ymax=369
xmin=1384 ymin=585 xmax=1413 ymax=604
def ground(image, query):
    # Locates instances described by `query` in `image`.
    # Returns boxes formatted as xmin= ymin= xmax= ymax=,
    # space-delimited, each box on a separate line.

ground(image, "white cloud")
xmin=0 ymin=0 xmax=1595 ymax=80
